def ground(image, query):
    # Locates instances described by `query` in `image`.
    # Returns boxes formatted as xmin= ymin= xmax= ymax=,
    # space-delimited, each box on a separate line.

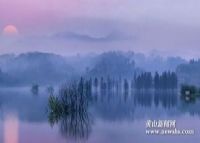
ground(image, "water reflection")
xmin=48 ymin=97 xmax=92 ymax=141
xmin=0 ymin=89 xmax=47 ymax=123
xmin=48 ymin=81 xmax=92 ymax=141
xmin=4 ymin=113 xmax=19 ymax=143
xmin=59 ymin=110 xmax=91 ymax=140
xmin=47 ymin=80 xmax=181 ymax=142
xmin=92 ymin=89 xmax=178 ymax=122
xmin=133 ymin=90 xmax=153 ymax=107
xmin=154 ymin=90 xmax=177 ymax=109
xmin=1 ymin=86 xmax=200 ymax=143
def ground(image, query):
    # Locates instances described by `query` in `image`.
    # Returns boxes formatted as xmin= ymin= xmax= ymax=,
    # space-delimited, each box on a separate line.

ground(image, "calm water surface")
xmin=0 ymin=88 xmax=200 ymax=143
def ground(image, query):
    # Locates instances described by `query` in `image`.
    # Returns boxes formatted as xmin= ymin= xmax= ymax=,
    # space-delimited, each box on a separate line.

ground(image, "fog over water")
xmin=0 ymin=86 xmax=200 ymax=143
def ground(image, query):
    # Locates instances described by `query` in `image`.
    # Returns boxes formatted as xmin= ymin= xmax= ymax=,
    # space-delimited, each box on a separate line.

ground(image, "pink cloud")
xmin=0 ymin=0 xmax=81 ymax=31
xmin=0 ymin=0 xmax=130 ymax=27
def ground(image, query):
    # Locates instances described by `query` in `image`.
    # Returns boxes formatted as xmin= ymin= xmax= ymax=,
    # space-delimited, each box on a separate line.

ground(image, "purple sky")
xmin=0 ymin=0 xmax=200 ymax=59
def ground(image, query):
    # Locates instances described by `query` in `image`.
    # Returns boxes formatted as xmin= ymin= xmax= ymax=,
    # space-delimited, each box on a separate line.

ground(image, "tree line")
xmin=92 ymin=71 xmax=178 ymax=91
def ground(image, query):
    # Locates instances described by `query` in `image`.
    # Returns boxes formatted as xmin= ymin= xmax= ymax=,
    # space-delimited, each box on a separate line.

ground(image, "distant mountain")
xmin=52 ymin=31 xmax=130 ymax=42
xmin=0 ymin=52 xmax=75 ymax=86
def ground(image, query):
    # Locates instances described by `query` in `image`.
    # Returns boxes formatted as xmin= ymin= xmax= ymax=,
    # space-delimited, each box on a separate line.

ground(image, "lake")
xmin=0 ymin=87 xmax=199 ymax=143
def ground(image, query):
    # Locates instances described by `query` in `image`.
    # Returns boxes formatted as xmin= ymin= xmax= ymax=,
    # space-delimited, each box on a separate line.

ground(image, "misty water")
xmin=0 ymin=87 xmax=200 ymax=143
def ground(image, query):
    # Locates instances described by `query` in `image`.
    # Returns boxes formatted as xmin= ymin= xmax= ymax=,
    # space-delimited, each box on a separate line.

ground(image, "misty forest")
xmin=0 ymin=51 xmax=190 ymax=85
xmin=0 ymin=50 xmax=200 ymax=143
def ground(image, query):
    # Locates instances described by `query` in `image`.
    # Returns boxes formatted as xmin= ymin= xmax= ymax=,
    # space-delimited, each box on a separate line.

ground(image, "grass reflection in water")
xmin=48 ymin=78 xmax=92 ymax=140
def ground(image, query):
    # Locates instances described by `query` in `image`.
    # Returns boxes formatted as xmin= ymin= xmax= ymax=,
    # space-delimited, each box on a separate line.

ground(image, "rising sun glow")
xmin=3 ymin=25 xmax=19 ymax=36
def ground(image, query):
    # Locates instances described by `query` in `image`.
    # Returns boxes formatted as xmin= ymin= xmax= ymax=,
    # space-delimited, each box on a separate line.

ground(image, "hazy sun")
xmin=3 ymin=25 xmax=19 ymax=36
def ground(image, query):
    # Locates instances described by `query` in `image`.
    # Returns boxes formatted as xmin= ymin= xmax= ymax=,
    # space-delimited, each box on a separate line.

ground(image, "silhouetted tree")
xmin=124 ymin=79 xmax=129 ymax=92
xmin=94 ymin=77 xmax=98 ymax=91
xmin=31 ymin=84 xmax=39 ymax=95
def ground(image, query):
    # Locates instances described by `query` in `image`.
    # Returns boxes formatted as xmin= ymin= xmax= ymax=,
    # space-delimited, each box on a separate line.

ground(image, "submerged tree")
xmin=94 ymin=77 xmax=98 ymax=91
xmin=48 ymin=79 xmax=92 ymax=140
xmin=124 ymin=79 xmax=129 ymax=92
xmin=31 ymin=84 xmax=39 ymax=95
